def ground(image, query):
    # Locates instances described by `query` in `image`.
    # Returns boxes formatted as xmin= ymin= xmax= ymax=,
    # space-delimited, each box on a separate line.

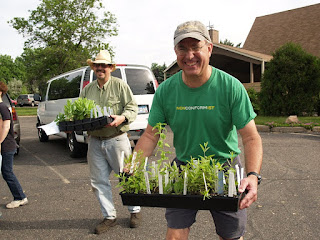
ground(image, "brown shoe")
xmin=94 ymin=218 xmax=117 ymax=234
xmin=130 ymin=212 xmax=141 ymax=228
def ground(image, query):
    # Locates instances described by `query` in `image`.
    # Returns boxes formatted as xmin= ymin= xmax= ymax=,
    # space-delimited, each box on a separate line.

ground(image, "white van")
xmin=37 ymin=64 xmax=157 ymax=157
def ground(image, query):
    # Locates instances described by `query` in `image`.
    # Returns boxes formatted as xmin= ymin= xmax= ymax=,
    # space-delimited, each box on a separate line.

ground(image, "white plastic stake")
xmin=96 ymin=105 xmax=103 ymax=117
xmin=93 ymin=106 xmax=98 ymax=118
xmin=203 ymin=172 xmax=208 ymax=193
xmin=129 ymin=152 xmax=137 ymax=174
xmin=228 ymin=171 xmax=236 ymax=197
xmin=90 ymin=109 xmax=93 ymax=118
xmin=235 ymin=164 xmax=241 ymax=188
xmin=165 ymin=170 xmax=169 ymax=187
xmin=119 ymin=151 xmax=124 ymax=173
xmin=217 ymin=171 xmax=224 ymax=195
xmin=144 ymin=171 xmax=151 ymax=194
xmin=183 ymin=171 xmax=188 ymax=195
xmin=215 ymin=166 xmax=218 ymax=191
xmin=158 ymin=173 xmax=163 ymax=194
xmin=151 ymin=161 xmax=156 ymax=178
xmin=144 ymin=157 xmax=148 ymax=170
xmin=241 ymin=167 xmax=244 ymax=181
xmin=103 ymin=106 xmax=108 ymax=116
xmin=108 ymin=107 xmax=113 ymax=115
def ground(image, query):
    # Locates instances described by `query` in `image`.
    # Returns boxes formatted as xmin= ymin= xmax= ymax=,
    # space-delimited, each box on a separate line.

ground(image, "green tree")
xmin=220 ymin=39 xmax=241 ymax=48
xmin=151 ymin=63 xmax=170 ymax=84
xmin=0 ymin=55 xmax=26 ymax=83
xmin=7 ymin=79 xmax=26 ymax=99
xmin=9 ymin=0 xmax=118 ymax=89
xmin=260 ymin=42 xmax=320 ymax=116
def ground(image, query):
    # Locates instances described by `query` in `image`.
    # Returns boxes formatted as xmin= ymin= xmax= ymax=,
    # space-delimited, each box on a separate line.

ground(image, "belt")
xmin=91 ymin=132 xmax=124 ymax=140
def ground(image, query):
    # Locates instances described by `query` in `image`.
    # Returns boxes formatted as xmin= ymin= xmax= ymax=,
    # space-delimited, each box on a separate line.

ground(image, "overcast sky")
xmin=1 ymin=0 xmax=319 ymax=68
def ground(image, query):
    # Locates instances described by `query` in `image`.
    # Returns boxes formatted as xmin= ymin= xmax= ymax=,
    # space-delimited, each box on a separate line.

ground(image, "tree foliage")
xmin=8 ymin=0 xmax=118 ymax=93
xmin=220 ymin=39 xmax=241 ymax=48
xmin=9 ymin=0 xmax=117 ymax=55
xmin=260 ymin=42 xmax=320 ymax=116
xmin=151 ymin=63 xmax=170 ymax=84
xmin=0 ymin=55 xmax=26 ymax=83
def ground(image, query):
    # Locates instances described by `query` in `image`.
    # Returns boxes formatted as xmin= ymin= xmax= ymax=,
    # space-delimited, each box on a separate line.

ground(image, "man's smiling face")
xmin=93 ymin=63 xmax=113 ymax=81
xmin=175 ymin=38 xmax=212 ymax=78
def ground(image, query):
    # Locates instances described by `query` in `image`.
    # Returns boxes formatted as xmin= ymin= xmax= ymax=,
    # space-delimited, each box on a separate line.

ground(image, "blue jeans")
xmin=87 ymin=134 xmax=140 ymax=219
xmin=1 ymin=151 xmax=26 ymax=200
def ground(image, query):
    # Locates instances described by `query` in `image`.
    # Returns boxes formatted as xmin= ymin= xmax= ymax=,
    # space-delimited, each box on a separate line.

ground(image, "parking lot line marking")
xmin=21 ymin=145 xmax=71 ymax=184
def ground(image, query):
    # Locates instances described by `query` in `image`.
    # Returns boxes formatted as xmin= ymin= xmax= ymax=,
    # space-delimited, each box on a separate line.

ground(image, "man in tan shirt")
xmin=81 ymin=50 xmax=140 ymax=234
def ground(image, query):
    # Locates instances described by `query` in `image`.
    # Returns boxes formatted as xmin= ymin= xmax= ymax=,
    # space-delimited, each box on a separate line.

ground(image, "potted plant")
xmin=116 ymin=123 xmax=244 ymax=211
xmin=55 ymin=98 xmax=113 ymax=131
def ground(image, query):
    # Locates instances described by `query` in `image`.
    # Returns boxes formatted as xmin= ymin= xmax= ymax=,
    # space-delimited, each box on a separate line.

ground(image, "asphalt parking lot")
xmin=0 ymin=116 xmax=319 ymax=239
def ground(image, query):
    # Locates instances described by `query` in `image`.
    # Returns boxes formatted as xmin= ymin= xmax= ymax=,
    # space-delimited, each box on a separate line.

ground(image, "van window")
xmin=125 ymin=68 xmax=155 ymax=95
xmin=48 ymin=71 xmax=83 ymax=100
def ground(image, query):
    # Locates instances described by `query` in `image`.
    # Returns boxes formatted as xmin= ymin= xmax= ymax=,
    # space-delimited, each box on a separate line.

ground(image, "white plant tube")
xmin=235 ymin=164 xmax=241 ymax=189
xmin=144 ymin=171 xmax=151 ymax=194
xmin=144 ymin=157 xmax=148 ymax=170
xmin=165 ymin=170 xmax=169 ymax=187
xmin=93 ymin=106 xmax=98 ymax=118
xmin=183 ymin=171 xmax=188 ymax=195
xmin=193 ymin=160 xmax=198 ymax=168
xmin=203 ymin=172 xmax=208 ymax=193
xmin=217 ymin=171 xmax=224 ymax=195
xmin=96 ymin=105 xmax=103 ymax=117
xmin=119 ymin=151 xmax=124 ymax=173
xmin=108 ymin=107 xmax=113 ymax=115
xmin=151 ymin=161 xmax=156 ymax=178
xmin=103 ymin=106 xmax=108 ymax=116
xmin=215 ymin=166 xmax=218 ymax=191
xmin=228 ymin=171 xmax=236 ymax=197
xmin=129 ymin=152 xmax=137 ymax=174
xmin=241 ymin=167 xmax=244 ymax=181
xmin=158 ymin=173 xmax=163 ymax=194
xmin=90 ymin=109 xmax=93 ymax=118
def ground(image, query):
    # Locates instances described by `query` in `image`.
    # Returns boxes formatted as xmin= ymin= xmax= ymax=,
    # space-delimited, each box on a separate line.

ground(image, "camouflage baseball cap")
xmin=174 ymin=21 xmax=211 ymax=46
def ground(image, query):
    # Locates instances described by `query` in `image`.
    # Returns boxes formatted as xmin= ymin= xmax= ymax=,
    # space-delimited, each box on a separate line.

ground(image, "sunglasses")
xmin=93 ymin=63 xmax=113 ymax=68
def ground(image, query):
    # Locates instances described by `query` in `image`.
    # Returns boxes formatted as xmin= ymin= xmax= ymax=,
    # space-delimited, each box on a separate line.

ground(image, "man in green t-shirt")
xmin=134 ymin=21 xmax=263 ymax=240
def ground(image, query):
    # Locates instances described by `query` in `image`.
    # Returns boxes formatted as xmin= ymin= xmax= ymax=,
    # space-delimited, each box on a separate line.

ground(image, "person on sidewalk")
xmin=0 ymin=81 xmax=28 ymax=209
xmin=134 ymin=21 xmax=263 ymax=240
xmin=80 ymin=50 xmax=141 ymax=234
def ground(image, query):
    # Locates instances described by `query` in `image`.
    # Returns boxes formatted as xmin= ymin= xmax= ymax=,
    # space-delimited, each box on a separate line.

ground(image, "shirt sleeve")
xmin=231 ymin=80 xmax=257 ymax=129
xmin=120 ymin=83 xmax=138 ymax=123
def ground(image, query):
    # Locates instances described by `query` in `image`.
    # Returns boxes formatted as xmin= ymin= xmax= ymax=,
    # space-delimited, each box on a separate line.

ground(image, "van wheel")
xmin=31 ymin=102 xmax=35 ymax=107
xmin=38 ymin=126 xmax=49 ymax=142
xmin=67 ymin=132 xmax=87 ymax=158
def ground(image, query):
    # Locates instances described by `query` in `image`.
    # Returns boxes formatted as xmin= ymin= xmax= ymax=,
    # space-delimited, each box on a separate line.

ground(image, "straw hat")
xmin=87 ymin=50 xmax=116 ymax=72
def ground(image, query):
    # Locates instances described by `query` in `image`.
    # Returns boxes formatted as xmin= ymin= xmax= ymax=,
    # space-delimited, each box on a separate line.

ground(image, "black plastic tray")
xmin=58 ymin=116 xmax=113 ymax=131
xmin=120 ymin=192 xmax=242 ymax=211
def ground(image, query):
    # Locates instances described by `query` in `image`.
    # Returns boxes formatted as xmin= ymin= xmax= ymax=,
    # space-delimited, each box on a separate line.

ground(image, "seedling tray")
xmin=58 ymin=116 xmax=113 ymax=131
xmin=120 ymin=192 xmax=242 ymax=211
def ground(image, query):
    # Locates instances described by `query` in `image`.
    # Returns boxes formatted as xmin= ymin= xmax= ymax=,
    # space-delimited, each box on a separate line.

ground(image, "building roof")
xmin=212 ymin=43 xmax=272 ymax=62
xmin=164 ymin=43 xmax=272 ymax=74
xmin=243 ymin=3 xmax=320 ymax=57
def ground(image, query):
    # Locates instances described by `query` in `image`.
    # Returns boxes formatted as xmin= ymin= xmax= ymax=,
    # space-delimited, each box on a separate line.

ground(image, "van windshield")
xmin=125 ymin=68 xmax=155 ymax=95
xmin=92 ymin=67 xmax=155 ymax=95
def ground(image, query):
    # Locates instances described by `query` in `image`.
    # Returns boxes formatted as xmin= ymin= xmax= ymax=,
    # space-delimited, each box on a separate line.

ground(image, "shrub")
xmin=247 ymin=88 xmax=260 ymax=114
xmin=260 ymin=43 xmax=320 ymax=116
